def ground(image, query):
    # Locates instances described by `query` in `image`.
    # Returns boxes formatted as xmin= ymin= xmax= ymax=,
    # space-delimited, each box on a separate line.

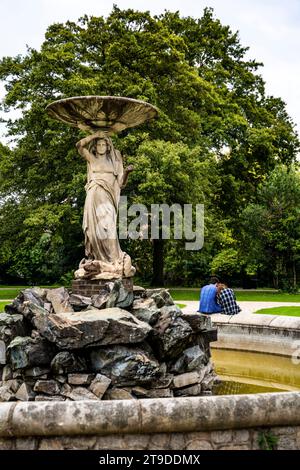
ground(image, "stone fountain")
xmin=0 ymin=96 xmax=218 ymax=403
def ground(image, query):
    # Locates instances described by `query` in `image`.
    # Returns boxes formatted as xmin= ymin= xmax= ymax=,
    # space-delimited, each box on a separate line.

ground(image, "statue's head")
xmin=90 ymin=136 xmax=111 ymax=157
xmin=96 ymin=138 xmax=108 ymax=156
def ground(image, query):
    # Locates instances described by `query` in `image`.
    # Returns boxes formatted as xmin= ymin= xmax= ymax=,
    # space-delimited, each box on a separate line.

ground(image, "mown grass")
xmin=0 ymin=289 xmax=22 ymax=300
xmin=0 ymin=285 xmax=63 ymax=300
xmin=169 ymin=289 xmax=300 ymax=303
xmin=0 ymin=301 xmax=9 ymax=312
xmin=254 ymin=306 xmax=300 ymax=317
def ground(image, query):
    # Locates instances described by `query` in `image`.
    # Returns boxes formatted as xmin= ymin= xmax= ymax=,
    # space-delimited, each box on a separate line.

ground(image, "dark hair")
xmin=209 ymin=276 xmax=220 ymax=284
xmin=89 ymin=137 xmax=111 ymax=157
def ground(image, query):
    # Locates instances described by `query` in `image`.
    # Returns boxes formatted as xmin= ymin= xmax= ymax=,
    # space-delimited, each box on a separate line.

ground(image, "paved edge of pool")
xmin=210 ymin=313 xmax=300 ymax=356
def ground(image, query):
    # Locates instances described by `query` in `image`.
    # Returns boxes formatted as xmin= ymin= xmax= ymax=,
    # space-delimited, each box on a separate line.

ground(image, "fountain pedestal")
xmin=72 ymin=278 xmax=133 ymax=297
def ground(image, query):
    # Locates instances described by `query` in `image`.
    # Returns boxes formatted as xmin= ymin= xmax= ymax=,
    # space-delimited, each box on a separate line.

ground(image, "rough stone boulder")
xmin=7 ymin=336 xmax=56 ymax=370
xmin=169 ymin=345 xmax=207 ymax=374
xmin=0 ymin=313 xmax=28 ymax=364
xmin=90 ymin=280 xmax=134 ymax=310
xmin=90 ymin=344 xmax=160 ymax=385
xmin=50 ymin=351 xmax=87 ymax=375
xmin=131 ymin=297 xmax=161 ymax=326
xmin=69 ymin=294 xmax=92 ymax=311
xmin=4 ymin=288 xmax=46 ymax=319
xmin=33 ymin=307 xmax=152 ymax=349
xmin=149 ymin=305 xmax=193 ymax=360
xmin=45 ymin=287 xmax=74 ymax=314
xmin=145 ymin=288 xmax=174 ymax=308
xmin=182 ymin=312 xmax=212 ymax=332
xmin=0 ymin=285 xmax=219 ymax=401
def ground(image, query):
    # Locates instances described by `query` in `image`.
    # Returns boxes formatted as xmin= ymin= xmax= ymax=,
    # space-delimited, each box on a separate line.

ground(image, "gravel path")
xmin=181 ymin=300 xmax=300 ymax=315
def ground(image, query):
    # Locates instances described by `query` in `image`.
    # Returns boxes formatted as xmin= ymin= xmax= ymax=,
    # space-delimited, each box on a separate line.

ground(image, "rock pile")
xmin=0 ymin=282 xmax=218 ymax=402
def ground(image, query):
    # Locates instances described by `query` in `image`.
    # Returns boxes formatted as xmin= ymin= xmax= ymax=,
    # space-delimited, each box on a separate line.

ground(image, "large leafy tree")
xmin=239 ymin=166 xmax=300 ymax=290
xmin=0 ymin=6 xmax=298 ymax=284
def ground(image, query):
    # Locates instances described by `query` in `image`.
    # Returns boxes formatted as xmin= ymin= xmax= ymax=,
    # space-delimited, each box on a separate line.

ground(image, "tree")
xmin=240 ymin=166 xmax=300 ymax=290
xmin=0 ymin=6 xmax=298 ymax=284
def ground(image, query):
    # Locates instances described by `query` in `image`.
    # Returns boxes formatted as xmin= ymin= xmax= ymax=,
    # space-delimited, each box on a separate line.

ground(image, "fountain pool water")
xmin=211 ymin=348 xmax=300 ymax=395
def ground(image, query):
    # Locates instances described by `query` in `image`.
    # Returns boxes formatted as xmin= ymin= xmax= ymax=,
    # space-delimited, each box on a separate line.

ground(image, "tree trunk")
xmin=151 ymin=239 xmax=164 ymax=286
xmin=293 ymin=260 xmax=297 ymax=289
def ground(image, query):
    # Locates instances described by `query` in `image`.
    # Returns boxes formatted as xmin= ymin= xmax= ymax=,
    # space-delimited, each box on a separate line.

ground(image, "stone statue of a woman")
xmin=74 ymin=131 xmax=135 ymax=280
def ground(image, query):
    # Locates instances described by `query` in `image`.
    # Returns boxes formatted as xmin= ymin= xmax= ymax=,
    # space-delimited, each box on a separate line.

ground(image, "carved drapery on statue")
xmin=46 ymin=96 xmax=158 ymax=280
xmin=77 ymin=139 xmax=135 ymax=279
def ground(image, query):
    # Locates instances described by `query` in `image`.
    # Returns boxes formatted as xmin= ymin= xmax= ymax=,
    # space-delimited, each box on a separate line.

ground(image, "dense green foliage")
xmin=0 ymin=6 xmax=299 ymax=286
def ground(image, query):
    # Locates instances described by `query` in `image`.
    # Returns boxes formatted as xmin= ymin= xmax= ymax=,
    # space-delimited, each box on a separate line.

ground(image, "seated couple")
xmin=199 ymin=276 xmax=241 ymax=315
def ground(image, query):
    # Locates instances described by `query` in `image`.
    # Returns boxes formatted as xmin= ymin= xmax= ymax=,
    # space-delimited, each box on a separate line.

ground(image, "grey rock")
xmin=35 ymin=395 xmax=66 ymax=401
xmin=131 ymin=297 xmax=160 ymax=326
xmin=150 ymin=305 xmax=193 ymax=360
xmin=170 ymin=345 xmax=206 ymax=374
xmin=68 ymin=373 xmax=95 ymax=386
xmin=23 ymin=302 xmax=50 ymax=321
xmin=90 ymin=280 xmax=134 ymax=310
xmin=107 ymin=280 xmax=134 ymax=309
xmin=172 ymin=371 xmax=204 ymax=389
xmin=69 ymin=294 xmax=92 ymax=311
xmin=34 ymin=307 xmax=151 ymax=349
xmin=7 ymin=336 xmax=56 ymax=370
xmin=4 ymin=378 xmax=21 ymax=393
xmin=51 ymin=352 xmax=87 ymax=375
xmin=2 ymin=365 xmax=13 ymax=381
xmin=62 ymin=386 xmax=99 ymax=401
xmin=43 ymin=302 xmax=53 ymax=313
xmin=145 ymin=289 xmax=174 ymax=307
xmin=131 ymin=386 xmax=173 ymax=398
xmin=103 ymin=387 xmax=134 ymax=400
xmin=201 ymin=372 xmax=218 ymax=391
xmin=201 ymin=328 xmax=218 ymax=343
xmin=45 ymin=287 xmax=74 ymax=314
xmin=133 ymin=285 xmax=146 ymax=296
xmin=91 ymin=283 xmax=113 ymax=309
xmin=149 ymin=374 xmax=174 ymax=389
xmin=33 ymin=380 xmax=61 ymax=395
xmin=90 ymin=344 xmax=160 ymax=385
xmin=183 ymin=312 xmax=212 ymax=332
xmin=89 ymin=373 xmax=111 ymax=398
xmin=12 ymin=370 xmax=22 ymax=379
xmin=0 ymin=341 xmax=5 ymax=365
xmin=55 ymin=375 xmax=67 ymax=384
xmin=0 ymin=384 xmax=14 ymax=401
xmin=60 ymin=383 xmax=72 ymax=397
xmin=0 ymin=313 xmax=28 ymax=347
xmin=174 ymin=383 xmax=202 ymax=397
xmin=24 ymin=367 xmax=50 ymax=378
xmin=5 ymin=288 xmax=45 ymax=319
xmin=15 ymin=382 xmax=35 ymax=401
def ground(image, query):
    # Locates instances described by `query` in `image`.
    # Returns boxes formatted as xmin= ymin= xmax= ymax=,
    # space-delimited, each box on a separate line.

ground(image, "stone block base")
xmin=72 ymin=278 xmax=133 ymax=297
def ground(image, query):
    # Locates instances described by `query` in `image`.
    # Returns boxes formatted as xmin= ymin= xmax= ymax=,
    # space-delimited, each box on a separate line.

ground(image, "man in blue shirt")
xmin=198 ymin=276 xmax=222 ymax=314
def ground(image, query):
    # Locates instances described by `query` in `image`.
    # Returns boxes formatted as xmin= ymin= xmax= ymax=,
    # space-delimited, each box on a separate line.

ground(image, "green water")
xmin=211 ymin=348 xmax=300 ymax=395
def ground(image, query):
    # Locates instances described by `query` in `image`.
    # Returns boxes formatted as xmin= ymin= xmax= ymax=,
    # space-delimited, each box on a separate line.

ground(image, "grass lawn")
xmin=0 ymin=285 xmax=63 ymax=301
xmin=0 ymin=288 xmax=23 ymax=300
xmin=0 ymin=301 xmax=9 ymax=312
xmin=254 ymin=306 xmax=300 ymax=317
xmin=169 ymin=288 xmax=300 ymax=302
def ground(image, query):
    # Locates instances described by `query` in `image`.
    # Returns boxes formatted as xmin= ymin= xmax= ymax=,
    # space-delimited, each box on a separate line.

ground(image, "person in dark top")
xmin=217 ymin=281 xmax=241 ymax=315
